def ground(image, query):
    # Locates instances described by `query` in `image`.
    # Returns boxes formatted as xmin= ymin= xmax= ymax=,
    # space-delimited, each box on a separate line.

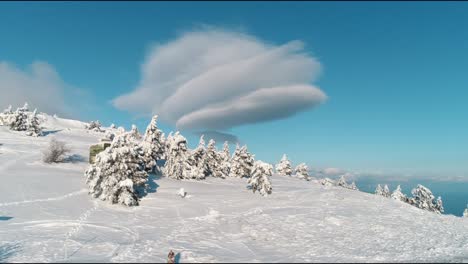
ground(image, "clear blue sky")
xmin=1 ymin=1 xmax=468 ymax=180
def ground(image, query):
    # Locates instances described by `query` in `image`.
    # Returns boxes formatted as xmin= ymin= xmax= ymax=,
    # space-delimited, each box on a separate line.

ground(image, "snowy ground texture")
xmin=1 ymin=115 xmax=467 ymax=263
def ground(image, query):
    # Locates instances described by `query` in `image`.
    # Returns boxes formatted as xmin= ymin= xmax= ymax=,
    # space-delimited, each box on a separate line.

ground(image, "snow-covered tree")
xmin=408 ymin=184 xmax=444 ymax=214
xmin=163 ymin=132 xmax=192 ymax=180
xmin=205 ymin=139 xmax=224 ymax=178
xmin=383 ymin=184 xmax=391 ymax=197
xmin=294 ymin=163 xmax=310 ymax=181
xmin=275 ymin=154 xmax=293 ymax=176
xmin=463 ymin=205 xmax=468 ymax=218
xmin=218 ymin=141 xmax=231 ymax=178
xmin=85 ymin=133 xmax=148 ymax=206
xmin=337 ymin=175 xmax=348 ymax=187
xmin=375 ymin=184 xmax=385 ymax=196
xmin=348 ymin=181 xmax=359 ymax=190
xmin=110 ymin=123 xmax=116 ymax=129
xmin=391 ymin=185 xmax=408 ymax=202
xmin=320 ymin=177 xmax=336 ymax=187
xmin=229 ymin=144 xmax=255 ymax=178
xmin=3 ymin=105 xmax=12 ymax=114
xmin=248 ymin=160 xmax=273 ymax=196
xmin=9 ymin=105 xmax=29 ymax=132
xmin=85 ymin=120 xmax=103 ymax=132
xmin=129 ymin=124 xmax=141 ymax=140
xmin=25 ymin=109 xmax=42 ymax=137
xmin=186 ymin=135 xmax=208 ymax=180
xmin=140 ymin=115 xmax=165 ymax=172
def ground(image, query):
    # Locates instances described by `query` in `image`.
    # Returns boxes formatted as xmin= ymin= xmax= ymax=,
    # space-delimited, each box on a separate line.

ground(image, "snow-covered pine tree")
xmin=9 ymin=105 xmax=29 ymax=132
xmin=186 ymin=135 xmax=208 ymax=180
xmin=383 ymin=184 xmax=391 ymax=198
xmin=205 ymin=139 xmax=224 ymax=178
xmin=248 ymin=160 xmax=273 ymax=196
xmin=85 ymin=132 xmax=148 ymax=206
xmin=463 ymin=205 xmax=468 ymax=218
xmin=320 ymin=177 xmax=336 ymax=187
xmin=294 ymin=163 xmax=310 ymax=181
xmin=163 ymin=131 xmax=191 ymax=180
xmin=129 ymin=124 xmax=141 ymax=140
xmin=0 ymin=105 xmax=13 ymax=126
xmin=25 ymin=109 xmax=43 ymax=137
xmin=375 ymin=184 xmax=385 ymax=196
xmin=229 ymin=144 xmax=255 ymax=178
xmin=140 ymin=115 xmax=165 ymax=172
xmin=348 ymin=181 xmax=359 ymax=190
xmin=85 ymin=120 xmax=103 ymax=132
xmin=218 ymin=141 xmax=231 ymax=178
xmin=110 ymin=123 xmax=116 ymax=129
xmin=275 ymin=154 xmax=293 ymax=176
xmin=337 ymin=175 xmax=349 ymax=188
xmin=391 ymin=185 xmax=408 ymax=202
xmin=408 ymin=184 xmax=444 ymax=214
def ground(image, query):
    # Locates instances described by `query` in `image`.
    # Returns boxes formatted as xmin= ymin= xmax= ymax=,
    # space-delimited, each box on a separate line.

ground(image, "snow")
xmin=1 ymin=115 xmax=468 ymax=262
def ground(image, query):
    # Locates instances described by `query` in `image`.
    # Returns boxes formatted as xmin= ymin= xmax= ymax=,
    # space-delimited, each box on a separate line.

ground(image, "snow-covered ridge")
xmin=1 ymin=110 xmax=467 ymax=262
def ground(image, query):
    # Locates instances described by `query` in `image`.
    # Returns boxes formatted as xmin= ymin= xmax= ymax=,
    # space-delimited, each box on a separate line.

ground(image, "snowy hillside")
xmin=0 ymin=115 xmax=467 ymax=262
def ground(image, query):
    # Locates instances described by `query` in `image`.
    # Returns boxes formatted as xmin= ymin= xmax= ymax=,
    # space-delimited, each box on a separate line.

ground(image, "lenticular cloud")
xmin=112 ymin=28 xmax=327 ymax=133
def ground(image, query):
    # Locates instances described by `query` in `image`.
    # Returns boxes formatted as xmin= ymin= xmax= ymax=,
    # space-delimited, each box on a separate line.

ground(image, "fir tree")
xmin=140 ymin=115 xmax=165 ymax=172
xmin=294 ymin=163 xmax=310 ymax=181
xmin=408 ymin=184 xmax=444 ymax=214
xmin=163 ymin=132 xmax=191 ymax=180
xmin=187 ymin=135 xmax=208 ymax=180
xmin=229 ymin=144 xmax=255 ymax=178
xmin=383 ymin=184 xmax=391 ymax=198
xmin=25 ymin=109 xmax=42 ymax=137
xmin=320 ymin=177 xmax=336 ymax=187
xmin=375 ymin=184 xmax=385 ymax=196
xmin=9 ymin=105 xmax=29 ymax=132
xmin=463 ymin=205 xmax=468 ymax=218
xmin=391 ymin=185 xmax=408 ymax=202
xmin=248 ymin=160 xmax=273 ymax=196
xmin=206 ymin=139 xmax=224 ymax=178
xmin=275 ymin=154 xmax=293 ymax=176
xmin=85 ymin=133 xmax=148 ymax=206
xmin=218 ymin=141 xmax=231 ymax=178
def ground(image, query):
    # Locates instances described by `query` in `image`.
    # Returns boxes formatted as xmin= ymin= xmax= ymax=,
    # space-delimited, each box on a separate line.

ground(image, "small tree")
xmin=320 ymin=177 xmax=336 ymax=187
xmin=248 ymin=160 xmax=273 ymax=196
xmin=275 ymin=154 xmax=293 ymax=176
xmin=383 ymin=184 xmax=391 ymax=197
xmin=140 ymin=115 xmax=165 ymax=172
xmin=42 ymin=137 xmax=70 ymax=163
xmin=163 ymin=132 xmax=192 ymax=180
xmin=375 ymin=184 xmax=385 ymax=196
xmin=348 ymin=181 xmax=359 ymax=190
xmin=408 ymin=184 xmax=444 ymax=214
xmin=463 ymin=205 xmax=468 ymax=218
xmin=218 ymin=141 xmax=231 ymax=178
xmin=206 ymin=139 xmax=224 ymax=178
xmin=85 ymin=120 xmax=103 ymax=132
xmin=294 ymin=163 xmax=310 ymax=181
xmin=337 ymin=175 xmax=348 ymax=187
xmin=186 ymin=135 xmax=208 ymax=180
xmin=229 ymin=144 xmax=254 ymax=178
xmin=391 ymin=185 xmax=408 ymax=202
xmin=26 ymin=109 xmax=42 ymax=137
xmin=9 ymin=105 xmax=29 ymax=132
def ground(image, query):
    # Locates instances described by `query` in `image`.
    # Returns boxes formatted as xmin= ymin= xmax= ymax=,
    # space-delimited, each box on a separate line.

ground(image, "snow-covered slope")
xmin=0 ymin=117 xmax=467 ymax=263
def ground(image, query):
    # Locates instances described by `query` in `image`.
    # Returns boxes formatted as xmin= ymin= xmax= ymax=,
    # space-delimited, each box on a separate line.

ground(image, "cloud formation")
xmin=0 ymin=61 xmax=73 ymax=116
xmin=113 ymin=28 xmax=327 ymax=135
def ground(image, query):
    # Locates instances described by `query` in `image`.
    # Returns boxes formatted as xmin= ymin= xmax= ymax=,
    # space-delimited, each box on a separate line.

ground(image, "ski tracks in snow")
xmin=0 ymin=189 xmax=87 ymax=207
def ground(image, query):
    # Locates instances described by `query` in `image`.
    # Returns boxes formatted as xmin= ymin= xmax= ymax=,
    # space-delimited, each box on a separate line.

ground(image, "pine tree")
xmin=163 ymin=131 xmax=191 ymax=180
xmin=336 ymin=175 xmax=348 ymax=187
xmin=375 ymin=184 xmax=385 ymax=196
xmin=408 ymin=184 xmax=444 ymax=214
xmin=294 ymin=163 xmax=310 ymax=181
xmin=248 ymin=160 xmax=273 ymax=196
xmin=391 ymin=185 xmax=408 ymax=202
xmin=186 ymin=135 xmax=208 ymax=180
xmin=218 ymin=141 xmax=231 ymax=178
xmin=85 ymin=132 xmax=148 ymax=206
xmin=129 ymin=124 xmax=141 ymax=140
xmin=25 ymin=109 xmax=43 ymax=137
xmin=140 ymin=115 xmax=165 ymax=172
xmin=320 ymin=177 xmax=336 ymax=187
xmin=9 ymin=105 xmax=29 ymax=132
xmin=229 ymin=144 xmax=255 ymax=178
xmin=463 ymin=205 xmax=468 ymax=218
xmin=348 ymin=181 xmax=359 ymax=190
xmin=275 ymin=154 xmax=292 ymax=176
xmin=3 ymin=105 xmax=12 ymax=114
xmin=206 ymin=139 xmax=224 ymax=178
xmin=383 ymin=184 xmax=391 ymax=198
xmin=85 ymin=120 xmax=103 ymax=132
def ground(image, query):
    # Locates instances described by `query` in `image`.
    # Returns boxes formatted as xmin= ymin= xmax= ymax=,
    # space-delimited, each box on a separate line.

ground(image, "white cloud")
xmin=112 ymin=28 xmax=327 ymax=133
xmin=0 ymin=61 xmax=73 ymax=116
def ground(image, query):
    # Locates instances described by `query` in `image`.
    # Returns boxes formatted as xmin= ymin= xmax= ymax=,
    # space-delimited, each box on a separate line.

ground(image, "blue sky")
xmin=1 ymin=1 xmax=468 ymax=180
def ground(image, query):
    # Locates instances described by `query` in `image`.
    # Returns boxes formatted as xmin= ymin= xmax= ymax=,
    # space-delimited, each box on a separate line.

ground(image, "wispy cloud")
xmin=0 ymin=61 xmax=89 ymax=116
xmin=112 ymin=27 xmax=327 ymax=136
